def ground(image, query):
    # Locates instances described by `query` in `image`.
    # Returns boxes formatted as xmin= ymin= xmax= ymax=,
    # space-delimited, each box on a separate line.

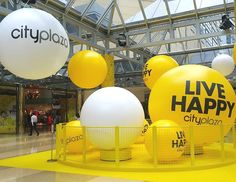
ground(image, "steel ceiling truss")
xmin=0 ymin=0 xmax=146 ymax=87
xmin=109 ymin=12 xmax=234 ymax=57
xmin=1 ymin=0 xmax=232 ymax=63
xmin=0 ymin=0 xmax=235 ymax=87
xmin=50 ymin=0 xmax=149 ymax=63
xmin=108 ymin=1 xmax=234 ymax=64
xmin=96 ymin=0 xmax=114 ymax=30
xmin=137 ymin=0 xmax=148 ymax=28
xmin=111 ymin=1 xmax=234 ymax=31
xmin=1 ymin=0 xmax=147 ymax=60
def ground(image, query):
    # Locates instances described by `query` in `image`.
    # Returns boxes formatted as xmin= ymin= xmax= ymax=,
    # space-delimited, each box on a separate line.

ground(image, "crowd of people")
xmin=24 ymin=109 xmax=61 ymax=136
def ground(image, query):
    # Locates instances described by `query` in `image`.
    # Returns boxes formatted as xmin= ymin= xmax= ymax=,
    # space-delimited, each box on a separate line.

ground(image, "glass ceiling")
xmin=57 ymin=0 xmax=234 ymax=27
xmin=0 ymin=0 xmax=234 ymax=87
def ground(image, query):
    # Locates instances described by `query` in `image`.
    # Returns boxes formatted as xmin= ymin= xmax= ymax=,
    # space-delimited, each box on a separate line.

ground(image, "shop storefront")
xmin=0 ymin=83 xmax=78 ymax=134
xmin=0 ymin=84 xmax=17 ymax=134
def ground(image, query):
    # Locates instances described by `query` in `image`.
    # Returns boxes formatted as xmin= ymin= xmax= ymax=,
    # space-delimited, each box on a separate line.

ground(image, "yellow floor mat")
xmin=0 ymin=150 xmax=236 ymax=182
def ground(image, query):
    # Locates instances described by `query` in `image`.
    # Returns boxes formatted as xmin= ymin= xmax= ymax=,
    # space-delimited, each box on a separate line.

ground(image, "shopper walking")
xmin=29 ymin=112 xmax=39 ymax=136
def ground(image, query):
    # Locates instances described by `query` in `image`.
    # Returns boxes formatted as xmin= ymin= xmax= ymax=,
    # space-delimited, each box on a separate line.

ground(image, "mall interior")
xmin=0 ymin=0 xmax=236 ymax=181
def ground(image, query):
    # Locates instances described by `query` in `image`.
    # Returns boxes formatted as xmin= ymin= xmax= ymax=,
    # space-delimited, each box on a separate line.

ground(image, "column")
xmin=101 ymin=54 xmax=115 ymax=87
xmin=16 ymin=84 xmax=24 ymax=134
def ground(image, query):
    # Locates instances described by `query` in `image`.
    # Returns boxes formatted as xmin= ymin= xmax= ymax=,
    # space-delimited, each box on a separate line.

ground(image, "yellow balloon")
xmin=145 ymin=120 xmax=186 ymax=162
xmin=143 ymin=55 xmax=178 ymax=89
xmin=149 ymin=65 xmax=236 ymax=146
xmin=233 ymin=43 xmax=236 ymax=65
xmin=68 ymin=50 xmax=108 ymax=89
xmin=135 ymin=119 xmax=150 ymax=144
xmin=65 ymin=120 xmax=90 ymax=154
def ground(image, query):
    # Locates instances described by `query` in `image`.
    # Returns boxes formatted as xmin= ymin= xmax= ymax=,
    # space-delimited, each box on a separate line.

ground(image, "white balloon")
xmin=80 ymin=87 xmax=145 ymax=150
xmin=211 ymin=54 xmax=235 ymax=76
xmin=0 ymin=8 xmax=69 ymax=79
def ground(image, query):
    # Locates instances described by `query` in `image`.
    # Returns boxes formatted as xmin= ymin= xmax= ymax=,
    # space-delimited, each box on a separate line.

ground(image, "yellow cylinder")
xmin=101 ymin=54 xmax=115 ymax=87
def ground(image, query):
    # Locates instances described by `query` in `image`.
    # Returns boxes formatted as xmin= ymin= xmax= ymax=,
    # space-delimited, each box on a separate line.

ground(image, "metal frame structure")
xmin=0 ymin=0 xmax=235 ymax=88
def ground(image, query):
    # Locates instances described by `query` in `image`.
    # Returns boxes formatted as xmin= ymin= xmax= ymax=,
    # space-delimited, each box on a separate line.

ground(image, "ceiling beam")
xmin=114 ymin=1 xmax=126 ymax=32
xmin=107 ymin=2 xmax=115 ymax=35
xmin=96 ymin=1 xmax=114 ymax=30
xmin=108 ymin=29 xmax=234 ymax=52
xmin=137 ymin=0 xmax=148 ymax=27
xmin=111 ymin=2 xmax=234 ymax=33
xmin=64 ymin=0 xmax=75 ymax=14
xmin=81 ymin=0 xmax=96 ymax=21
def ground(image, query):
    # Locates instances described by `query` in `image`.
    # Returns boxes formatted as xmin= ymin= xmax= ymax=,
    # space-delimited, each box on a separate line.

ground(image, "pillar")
xmin=16 ymin=84 xmax=24 ymax=134
xmin=102 ymin=54 xmax=115 ymax=87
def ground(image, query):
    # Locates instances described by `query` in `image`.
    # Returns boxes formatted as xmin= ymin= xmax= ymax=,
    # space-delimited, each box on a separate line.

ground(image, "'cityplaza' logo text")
xmin=11 ymin=25 xmax=68 ymax=48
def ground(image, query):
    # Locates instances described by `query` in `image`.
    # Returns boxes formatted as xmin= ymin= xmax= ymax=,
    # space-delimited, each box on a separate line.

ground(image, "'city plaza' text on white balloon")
xmin=11 ymin=25 xmax=68 ymax=47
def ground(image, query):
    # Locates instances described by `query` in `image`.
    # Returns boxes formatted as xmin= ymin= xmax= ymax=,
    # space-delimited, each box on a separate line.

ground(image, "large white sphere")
xmin=211 ymin=54 xmax=234 ymax=76
xmin=80 ymin=87 xmax=145 ymax=150
xmin=0 ymin=8 xmax=70 ymax=79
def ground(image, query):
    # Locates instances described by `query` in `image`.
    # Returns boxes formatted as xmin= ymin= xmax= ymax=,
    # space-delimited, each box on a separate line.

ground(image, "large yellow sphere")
xmin=68 ymin=50 xmax=108 ymax=89
xmin=65 ymin=120 xmax=90 ymax=154
xmin=233 ymin=43 xmax=236 ymax=65
xmin=135 ymin=119 xmax=150 ymax=144
xmin=143 ymin=55 xmax=178 ymax=89
xmin=149 ymin=65 xmax=236 ymax=146
xmin=145 ymin=120 xmax=186 ymax=162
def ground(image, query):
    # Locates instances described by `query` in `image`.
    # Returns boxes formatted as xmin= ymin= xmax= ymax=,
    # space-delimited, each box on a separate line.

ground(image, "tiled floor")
xmin=0 ymin=132 xmax=142 ymax=182
xmin=0 ymin=167 xmax=142 ymax=182
xmin=0 ymin=132 xmax=53 ymax=159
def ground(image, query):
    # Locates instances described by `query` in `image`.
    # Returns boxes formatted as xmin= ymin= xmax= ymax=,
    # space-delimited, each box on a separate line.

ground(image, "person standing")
xmin=47 ymin=113 xmax=53 ymax=132
xmin=24 ymin=110 xmax=31 ymax=134
xmin=29 ymin=112 xmax=39 ymax=136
